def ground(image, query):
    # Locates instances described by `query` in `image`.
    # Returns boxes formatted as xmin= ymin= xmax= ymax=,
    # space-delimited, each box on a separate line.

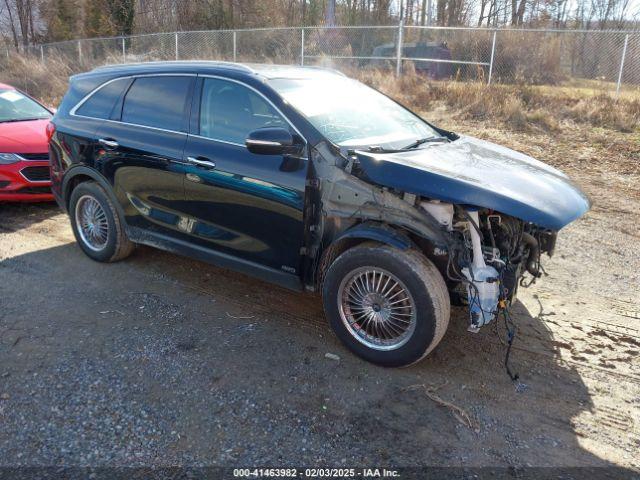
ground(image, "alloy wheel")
xmin=75 ymin=195 xmax=109 ymax=252
xmin=337 ymin=266 xmax=417 ymax=351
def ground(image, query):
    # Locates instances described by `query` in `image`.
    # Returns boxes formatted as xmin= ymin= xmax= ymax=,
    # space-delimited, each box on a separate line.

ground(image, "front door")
xmin=181 ymin=77 xmax=307 ymax=275
xmin=96 ymin=75 xmax=195 ymax=238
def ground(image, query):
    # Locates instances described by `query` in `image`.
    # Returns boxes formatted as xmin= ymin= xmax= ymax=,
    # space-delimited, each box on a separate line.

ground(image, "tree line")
xmin=1 ymin=0 xmax=638 ymax=50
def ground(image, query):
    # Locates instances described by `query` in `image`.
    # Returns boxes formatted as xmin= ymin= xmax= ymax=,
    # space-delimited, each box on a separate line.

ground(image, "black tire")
xmin=69 ymin=181 xmax=134 ymax=262
xmin=322 ymin=242 xmax=450 ymax=367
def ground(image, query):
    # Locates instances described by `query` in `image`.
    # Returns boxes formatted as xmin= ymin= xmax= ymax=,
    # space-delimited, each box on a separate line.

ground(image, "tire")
xmin=69 ymin=181 xmax=134 ymax=263
xmin=322 ymin=242 xmax=450 ymax=367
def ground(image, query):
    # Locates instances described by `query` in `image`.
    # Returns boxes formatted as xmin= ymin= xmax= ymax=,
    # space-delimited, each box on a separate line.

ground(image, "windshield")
xmin=0 ymin=89 xmax=51 ymax=123
xmin=268 ymin=76 xmax=439 ymax=149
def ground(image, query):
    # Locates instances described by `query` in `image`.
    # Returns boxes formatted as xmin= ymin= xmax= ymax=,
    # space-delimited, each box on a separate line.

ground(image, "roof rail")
xmin=91 ymin=60 xmax=256 ymax=74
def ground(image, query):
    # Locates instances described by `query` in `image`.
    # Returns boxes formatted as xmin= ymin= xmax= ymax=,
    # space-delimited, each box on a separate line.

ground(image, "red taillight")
xmin=46 ymin=122 xmax=56 ymax=143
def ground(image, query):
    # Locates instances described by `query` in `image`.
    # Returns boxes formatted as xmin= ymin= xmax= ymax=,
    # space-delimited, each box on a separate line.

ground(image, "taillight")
xmin=46 ymin=122 xmax=56 ymax=143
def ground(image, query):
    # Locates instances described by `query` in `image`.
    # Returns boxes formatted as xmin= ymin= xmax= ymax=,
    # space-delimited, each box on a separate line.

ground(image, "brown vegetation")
xmin=0 ymin=54 xmax=72 ymax=106
xmin=356 ymin=68 xmax=640 ymax=133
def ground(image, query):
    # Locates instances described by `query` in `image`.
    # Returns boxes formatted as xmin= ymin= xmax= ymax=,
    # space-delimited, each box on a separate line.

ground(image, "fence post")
xmin=40 ymin=45 xmax=44 ymax=63
xmin=487 ymin=30 xmax=497 ymax=85
xmin=122 ymin=37 xmax=126 ymax=62
xmin=395 ymin=19 xmax=404 ymax=77
xmin=78 ymin=40 xmax=82 ymax=64
xmin=233 ymin=31 xmax=237 ymax=62
xmin=300 ymin=28 xmax=305 ymax=66
xmin=175 ymin=32 xmax=179 ymax=60
xmin=616 ymin=34 xmax=629 ymax=97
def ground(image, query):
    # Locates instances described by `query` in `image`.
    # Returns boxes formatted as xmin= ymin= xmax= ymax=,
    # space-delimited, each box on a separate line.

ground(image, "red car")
xmin=0 ymin=83 xmax=54 ymax=202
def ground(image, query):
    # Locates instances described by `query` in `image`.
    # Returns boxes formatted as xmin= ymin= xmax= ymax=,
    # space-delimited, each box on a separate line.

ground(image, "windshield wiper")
xmin=0 ymin=117 xmax=47 ymax=123
xmin=400 ymin=136 xmax=449 ymax=150
xmin=364 ymin=135 xmax=449 ymax=154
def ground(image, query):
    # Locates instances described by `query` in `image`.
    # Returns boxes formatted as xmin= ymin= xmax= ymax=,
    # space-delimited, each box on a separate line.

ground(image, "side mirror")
xmin=245 ymin=127 xmax=303 ymax=156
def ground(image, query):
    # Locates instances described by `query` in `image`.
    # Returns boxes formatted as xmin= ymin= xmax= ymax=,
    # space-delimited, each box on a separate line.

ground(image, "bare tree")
xmin=2 ymin=0 xmax=20 ymax=48
xmin=511 ymin=0 xmax=527 ymax=25
xmin=2 ymin=0 xmax=38 ymax=50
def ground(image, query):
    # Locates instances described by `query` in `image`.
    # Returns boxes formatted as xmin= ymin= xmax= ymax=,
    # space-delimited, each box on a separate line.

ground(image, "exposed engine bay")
xmin=420 ymin=200 xmax=557 ymax=331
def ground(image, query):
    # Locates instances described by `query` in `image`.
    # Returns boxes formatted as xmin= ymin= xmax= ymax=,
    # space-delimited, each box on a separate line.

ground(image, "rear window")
xmin=75 ymin=78 xmax=131 ymax=119
xmin=121 ymin=76 xmax=191 ymax=131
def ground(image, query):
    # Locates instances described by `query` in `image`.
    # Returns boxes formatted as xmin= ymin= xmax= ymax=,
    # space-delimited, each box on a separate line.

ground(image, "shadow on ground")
xmin=0 ymin=240 xmax=635 ymax=472
xmin=0 ymin=201 xmax=59 ymax=233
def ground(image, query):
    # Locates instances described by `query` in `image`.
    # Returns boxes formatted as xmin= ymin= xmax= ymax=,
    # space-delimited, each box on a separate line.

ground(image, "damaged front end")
xmin=430 ymin=205 xmax=558 ymax=331
xmin=309 ymin=134 xmax=589 ymax=333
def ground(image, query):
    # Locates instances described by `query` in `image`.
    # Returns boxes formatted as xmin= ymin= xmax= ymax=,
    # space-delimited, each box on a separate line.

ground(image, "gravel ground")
xmin=0 ymin=117 xmax=638 ymax=472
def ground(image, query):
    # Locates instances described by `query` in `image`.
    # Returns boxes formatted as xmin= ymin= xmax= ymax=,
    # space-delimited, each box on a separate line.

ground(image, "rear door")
xmin=181 ymin=76 xmax=308 ymax=274
xmin=52 ymin=77 xmax=133 ymax=198
xmin=95 ymin=75 xmax=195 ymax=238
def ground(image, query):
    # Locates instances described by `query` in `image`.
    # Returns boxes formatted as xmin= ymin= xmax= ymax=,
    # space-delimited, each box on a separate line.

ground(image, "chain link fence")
xmin=8 ymin=25 xmax=639 ymax=94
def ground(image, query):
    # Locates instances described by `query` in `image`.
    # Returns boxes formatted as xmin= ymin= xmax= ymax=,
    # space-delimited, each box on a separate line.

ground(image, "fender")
xmin=313 ymin=222 xmax=417 ymax=289
xmin=61 ymin=166 xmax=128 ymax=229
xmin=335 ymin=222 xmax=415 ymax=250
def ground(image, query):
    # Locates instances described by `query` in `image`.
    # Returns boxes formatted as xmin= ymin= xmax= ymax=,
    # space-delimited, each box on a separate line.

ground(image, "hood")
xmin=0 ymin=118 xmax=50 ymax=154
xmin=356 ymin=135 xmax=590 ymax=231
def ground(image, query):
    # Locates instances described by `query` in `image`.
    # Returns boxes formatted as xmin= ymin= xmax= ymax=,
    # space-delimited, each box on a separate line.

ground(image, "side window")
xmin=122 ymin=76 xmax=191 ymax=131
xmin=76 ymin=78 xmax=131 ymax=119
xmin=199 ymin=78 xmax=287 ymax=145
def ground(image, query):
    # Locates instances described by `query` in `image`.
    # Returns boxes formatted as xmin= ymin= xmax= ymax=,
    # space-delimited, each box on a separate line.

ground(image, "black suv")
xmin=50 ymin=62 xmax=589 ymax=367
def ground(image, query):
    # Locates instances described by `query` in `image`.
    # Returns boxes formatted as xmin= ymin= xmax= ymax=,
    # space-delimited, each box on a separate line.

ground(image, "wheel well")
xmin=314 ymin=224 xmax=449 ymax=291
xmin=315 ymin=221 xmax=416 ymax=289
xmin=64 ymin=174 xmax=94 ymax=209
xmin=316 ymin=237 xmax=368 ymax=290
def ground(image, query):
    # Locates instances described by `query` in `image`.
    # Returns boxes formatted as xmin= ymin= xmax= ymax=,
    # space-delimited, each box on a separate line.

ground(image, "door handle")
xmin=187 ymin=156 xmax=216 ymax=169
xmin=99 ymin=138 xmax=119 ymax=149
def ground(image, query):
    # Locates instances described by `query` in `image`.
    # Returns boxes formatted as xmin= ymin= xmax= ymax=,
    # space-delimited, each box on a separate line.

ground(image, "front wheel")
xmin=322 ymin=243 xmax=450 ymax=367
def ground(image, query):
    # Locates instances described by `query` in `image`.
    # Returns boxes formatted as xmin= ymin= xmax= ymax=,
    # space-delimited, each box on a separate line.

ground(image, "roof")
xmin=85 ymin=61 xmax=344 ymax=81
xmin=0 ymin=83 xmax=16 ymax=90
xmin=246 ymin=63 xmax=345 ymax=79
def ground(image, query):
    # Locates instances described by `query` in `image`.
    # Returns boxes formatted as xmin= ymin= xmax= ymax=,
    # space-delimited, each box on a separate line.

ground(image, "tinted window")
xmin=200 ymin=78 xmax=287 ymax=144
xmin=122 ymin=76 xmax=191 ymax=131
xmin=75 ymin=78 xmax=130 ymax=119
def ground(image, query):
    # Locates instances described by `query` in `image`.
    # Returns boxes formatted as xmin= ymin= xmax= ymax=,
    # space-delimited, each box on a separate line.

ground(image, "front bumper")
xmin=0 ymin=160 xmax=54 ymax=202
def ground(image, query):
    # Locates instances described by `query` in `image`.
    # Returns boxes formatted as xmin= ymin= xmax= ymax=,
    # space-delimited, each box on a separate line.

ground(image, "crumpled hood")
xmin=0 ymin=118 xmax=50 ymax=153
xmin=356 ymin=135 xmax=590 ymax=230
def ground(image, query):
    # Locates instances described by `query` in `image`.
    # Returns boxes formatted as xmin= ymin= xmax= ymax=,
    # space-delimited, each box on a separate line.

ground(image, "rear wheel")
xmin=69 ymin=181 xmax=134 ymax=262
xmin=322 ymin=242 xmax=450 ymax=367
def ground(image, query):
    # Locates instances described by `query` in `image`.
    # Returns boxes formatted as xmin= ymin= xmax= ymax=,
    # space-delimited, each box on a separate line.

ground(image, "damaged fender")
xmin=311 ymin=142 xmax=450 ymax=249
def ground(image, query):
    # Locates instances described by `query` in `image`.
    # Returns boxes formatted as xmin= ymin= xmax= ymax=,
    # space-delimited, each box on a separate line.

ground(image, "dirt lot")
xmin=0 ymin=112 xmax=638 ymax=471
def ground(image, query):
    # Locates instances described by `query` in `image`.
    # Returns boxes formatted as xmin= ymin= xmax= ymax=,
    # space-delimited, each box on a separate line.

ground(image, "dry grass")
xmin=356 ymin=68 xmax=640 ymax=134
xmin=0 ymin=55 xmax=75 ymax=108
xmin=538 ymin=79 xmax=640 ymax=100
